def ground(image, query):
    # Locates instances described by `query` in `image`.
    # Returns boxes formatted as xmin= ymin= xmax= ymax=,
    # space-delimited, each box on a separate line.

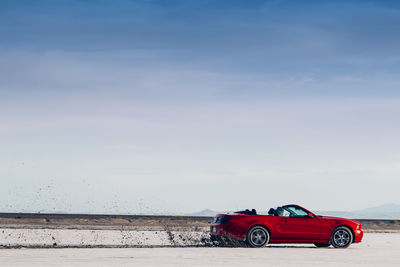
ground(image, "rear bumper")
xmin=210 ymin=224 xmax=226 ymax=236
xmin=210 ymin=224 xmax=241 ymax=239
xmin=210 ymin=224 xmax=245 ymax=246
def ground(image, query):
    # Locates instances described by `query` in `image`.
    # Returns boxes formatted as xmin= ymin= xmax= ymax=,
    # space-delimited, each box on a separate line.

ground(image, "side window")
xmin=281 ymin=209 xmax=291 ymax=217
xmin=286 ymin=206 xmax=309 ymax=217
xmin=276 ymin=207 xmax=291 ymax=217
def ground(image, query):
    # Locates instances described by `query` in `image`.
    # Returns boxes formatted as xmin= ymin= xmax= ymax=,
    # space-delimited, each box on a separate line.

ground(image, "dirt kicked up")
xmin=0 ymin=233 xmax=399 ymax=266
xmin=1 ymin=213 xmax=400 ymax=248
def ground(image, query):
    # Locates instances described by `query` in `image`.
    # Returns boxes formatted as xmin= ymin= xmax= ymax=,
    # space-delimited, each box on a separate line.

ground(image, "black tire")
xmin=314 ymin=243 xmax=330 ymax=248
xmin=330 ymin=226 xmax=353 ymax=248
xmin=246 ymin=226 xmax=270 ymax=248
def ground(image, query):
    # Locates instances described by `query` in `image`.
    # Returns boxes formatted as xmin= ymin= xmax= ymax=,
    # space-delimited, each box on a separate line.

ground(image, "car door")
xmin=277 ymin=216 xmax=321 ymax=241
xmin=275 ymin=205 xmax=323 ymax=241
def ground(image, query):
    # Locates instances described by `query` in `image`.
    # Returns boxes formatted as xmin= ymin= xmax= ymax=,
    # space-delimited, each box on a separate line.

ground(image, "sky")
xmin=0 ymin=0 xmax=400 ymax=214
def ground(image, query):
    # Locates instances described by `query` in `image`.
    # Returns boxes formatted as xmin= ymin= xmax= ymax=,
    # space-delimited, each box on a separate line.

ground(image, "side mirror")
xmin=307 ymin=213 xmax=314 ymax=218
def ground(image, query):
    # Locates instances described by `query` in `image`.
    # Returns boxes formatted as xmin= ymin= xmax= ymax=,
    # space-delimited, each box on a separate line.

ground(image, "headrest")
xmin=268 ymin=208 xmax=277 ymax=216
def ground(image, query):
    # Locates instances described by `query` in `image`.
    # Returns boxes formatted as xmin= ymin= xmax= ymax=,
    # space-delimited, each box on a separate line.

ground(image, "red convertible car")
xmin=210 ymin=204 xmax=363 ymax=248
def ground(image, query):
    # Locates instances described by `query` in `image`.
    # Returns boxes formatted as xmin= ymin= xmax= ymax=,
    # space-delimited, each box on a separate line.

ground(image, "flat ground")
xmin=1 ymin=213 xmax=399 ymax=230
xmin=1 ymin=233 xmax=399 ymax=266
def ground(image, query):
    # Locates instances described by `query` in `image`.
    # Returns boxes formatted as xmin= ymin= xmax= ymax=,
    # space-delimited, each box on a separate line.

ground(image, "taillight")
xmin=212 ymin=216 xmax=230 ymax=223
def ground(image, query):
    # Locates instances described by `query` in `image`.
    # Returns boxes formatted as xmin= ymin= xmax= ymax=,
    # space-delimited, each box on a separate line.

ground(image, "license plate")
xmin=212 ymin=226 xmax=217 ymax=233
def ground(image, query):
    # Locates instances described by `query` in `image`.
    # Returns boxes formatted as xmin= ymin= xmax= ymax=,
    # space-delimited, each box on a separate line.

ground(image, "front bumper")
xmin=354 ymin=229 xmax=363 ymax=243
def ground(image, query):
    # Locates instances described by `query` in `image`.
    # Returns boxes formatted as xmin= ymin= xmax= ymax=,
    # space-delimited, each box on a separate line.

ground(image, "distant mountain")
xmin=185 ymin=209 xmax=221 ymax=217
xmin=189 ymin=203 xmax=400 ymax=219
xmin=317 ymin=203 xmax=400 ymax=219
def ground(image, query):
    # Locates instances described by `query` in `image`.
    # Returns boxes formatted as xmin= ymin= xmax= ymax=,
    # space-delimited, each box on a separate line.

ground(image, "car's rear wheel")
xmin=246 ymin=226 xmax=270 ymax=248
xmin=330 ymin=226 xmax=353 ymax=248
xmin=314 ymin=243 xmax=330 ymax=248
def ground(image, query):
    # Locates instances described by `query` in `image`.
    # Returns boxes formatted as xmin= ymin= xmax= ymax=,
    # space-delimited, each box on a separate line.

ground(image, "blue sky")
xmin=0 ymin=0 xmax=399 ymax=214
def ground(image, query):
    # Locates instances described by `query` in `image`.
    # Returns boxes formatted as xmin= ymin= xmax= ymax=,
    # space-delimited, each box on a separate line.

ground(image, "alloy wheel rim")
xmin=333 ymin=229 xmax=350 ymax=247
xmin=250 ymin=228 xmax=267 ymax=246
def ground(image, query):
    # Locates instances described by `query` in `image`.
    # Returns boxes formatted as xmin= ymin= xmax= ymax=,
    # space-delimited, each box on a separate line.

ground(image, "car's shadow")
xmin=213 ymin=243 xmax=333 ymax=249
xmin=211 ymin=239 xmax=335 ymax=249
xmin=266 ymin=245 xmax=327 ymax=249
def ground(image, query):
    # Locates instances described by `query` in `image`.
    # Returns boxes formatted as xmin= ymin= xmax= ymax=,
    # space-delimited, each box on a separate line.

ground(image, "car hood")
xmin=320 ymin=216 xmax=361 ymax=225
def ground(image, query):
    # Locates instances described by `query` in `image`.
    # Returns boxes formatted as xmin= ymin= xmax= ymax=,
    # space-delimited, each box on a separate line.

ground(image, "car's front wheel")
xmin=330 ymin=226 xmax=353 ymax=248
xmin=246 ymin=226 xmax=270 ymax=248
